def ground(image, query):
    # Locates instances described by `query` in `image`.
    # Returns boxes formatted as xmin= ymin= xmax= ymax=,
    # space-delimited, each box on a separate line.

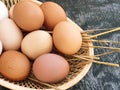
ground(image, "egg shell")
xmin=53 ymin=21 xmax=82 ymax=55
xmin=0 ymin=18 xmax=23 ymax=50
xmin=0 ymin=1 xmax=8 ymax=20
xmin=0 ymin=40 xmax=2 ymax=55
xmin=32 ymin=53 xmax=70 ymax=83
xmin=13 ymin=1 xmax=44 ymax=31
xmin=40 ymin=1 xmax=67 ymax=30
xmin=0 ymin=50 xmax=31 ymax=81
xmin=21 ymin=30 xmax=53 ymax=60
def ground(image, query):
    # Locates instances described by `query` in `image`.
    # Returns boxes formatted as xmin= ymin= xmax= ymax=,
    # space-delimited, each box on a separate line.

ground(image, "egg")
xmin=9 ymin=5 xmax=15 ymax=19
xmin=53 ymin=21 xmax=82 ymax=55
xmin=40 ymin=1 xmax=67 ymax=30
xmin=21 ymin=30 xmax=53 ymax=60
xmin=0 ymin=40 xmax=2 ymax=55
xmin=0 ymin=1 xmax=8 ymax=20
xmin=0 ymin=18 xmax=23 ymax=50
xmin=13 ymin=1 xmax=44 ymax=31
xmin=0 ymin=50 xmax=31 ymax=81
xmin=32 ymin=53 xmax=70 ymax=83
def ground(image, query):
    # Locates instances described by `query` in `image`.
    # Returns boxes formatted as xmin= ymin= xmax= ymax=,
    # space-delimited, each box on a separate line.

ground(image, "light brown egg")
xmin=32 ymin=53 xmax=70 ymax=83
xmin=13 ymin=1 xmax=44 ymax=31
xmin=21 ymin=30 xmax=53 ymax=60
xmin=0 ymin=18 xmax=23 ymax=50
xmin=0 ymin=50 xmax=31 ymax=81
xmin=53 ymin=21 xmax=82 ymax=55
xmin=40 ymin=1 xmax=67 ymax=30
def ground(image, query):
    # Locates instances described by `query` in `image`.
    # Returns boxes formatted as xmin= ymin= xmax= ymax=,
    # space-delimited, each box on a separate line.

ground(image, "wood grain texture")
xmin=1 ymin=0 xmax=120 ymax=90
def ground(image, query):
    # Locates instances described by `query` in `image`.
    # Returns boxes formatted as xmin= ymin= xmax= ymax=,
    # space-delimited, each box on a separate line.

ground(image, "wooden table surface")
xmin=1 ymin=0 xmax=120 ymax=90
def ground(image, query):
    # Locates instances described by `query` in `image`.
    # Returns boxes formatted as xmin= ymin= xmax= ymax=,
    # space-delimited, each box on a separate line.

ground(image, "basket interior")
xmin=0 ymin=0 xmax=92 ymax=89
xmin=0 ymin=45 xmax=91 ymax=89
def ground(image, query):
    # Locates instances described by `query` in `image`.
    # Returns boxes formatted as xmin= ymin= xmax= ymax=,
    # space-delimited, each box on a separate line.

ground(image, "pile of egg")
xmin=0 ymin=0 xmax=82 ymax=83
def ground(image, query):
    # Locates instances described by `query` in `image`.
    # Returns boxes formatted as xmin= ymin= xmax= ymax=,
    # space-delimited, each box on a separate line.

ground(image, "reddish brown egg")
xmin=13 ymin=1 xmax=44 ymax=31
xmin=0 ymin=50 xmax=31 ymax=81
xmin=40 ymin=1 xmax=67 ymax=30
xmin=32 ymin=53 xmax=70 ymax=83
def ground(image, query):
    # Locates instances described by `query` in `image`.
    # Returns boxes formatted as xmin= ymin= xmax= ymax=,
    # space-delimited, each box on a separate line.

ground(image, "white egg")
xmin=0 ymin=40 xmax=3 ymax=55
xmin=0 ymin=1 xmax=8 ymax=20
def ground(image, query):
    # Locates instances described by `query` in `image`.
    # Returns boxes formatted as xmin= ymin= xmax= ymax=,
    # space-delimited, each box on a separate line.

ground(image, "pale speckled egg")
xmin=40 ymin=1 xmax=67 ymax=30
xmin=13 ymin=1 xmax=44 ymax=31
xmin=32 ymin=53 xmax=70 ymax=83
xmin=21 ymin=30 xmax=53 ymax=60
xmin=0 ymin=18 xmax=23 ymax=50
xmin=0 ymin=50 xmax=31 ymax=81
xmin=53 ymin=21 xmax=82 ymax=55
xmin=0 ymin=1 xmax=8 ymax=20
xmin=0 ymin=40 xmax=2 ymax=55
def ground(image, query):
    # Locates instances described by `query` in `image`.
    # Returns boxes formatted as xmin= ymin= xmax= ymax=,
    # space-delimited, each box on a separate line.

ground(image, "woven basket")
xmin=0 ymin=0 xmax=93 ymax=89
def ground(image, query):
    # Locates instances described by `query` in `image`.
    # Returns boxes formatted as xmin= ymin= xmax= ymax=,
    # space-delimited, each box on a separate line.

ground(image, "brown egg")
xmin=13 ymin=1 xmax=44 ymax=31
xmin=40 ymin=1 xmax=67 ymax=30
xmin=0 ymin=50 xmax=31 ymax=81
xmin=0 ymin=18 xmax=23 ymax=50
xmin=53 ymin=21 xmax=82 ymax=55
xmin=32 ymin=53 xmax=69 ymax=83
xmin=21 ymin=30 xmax=53 ymax=60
